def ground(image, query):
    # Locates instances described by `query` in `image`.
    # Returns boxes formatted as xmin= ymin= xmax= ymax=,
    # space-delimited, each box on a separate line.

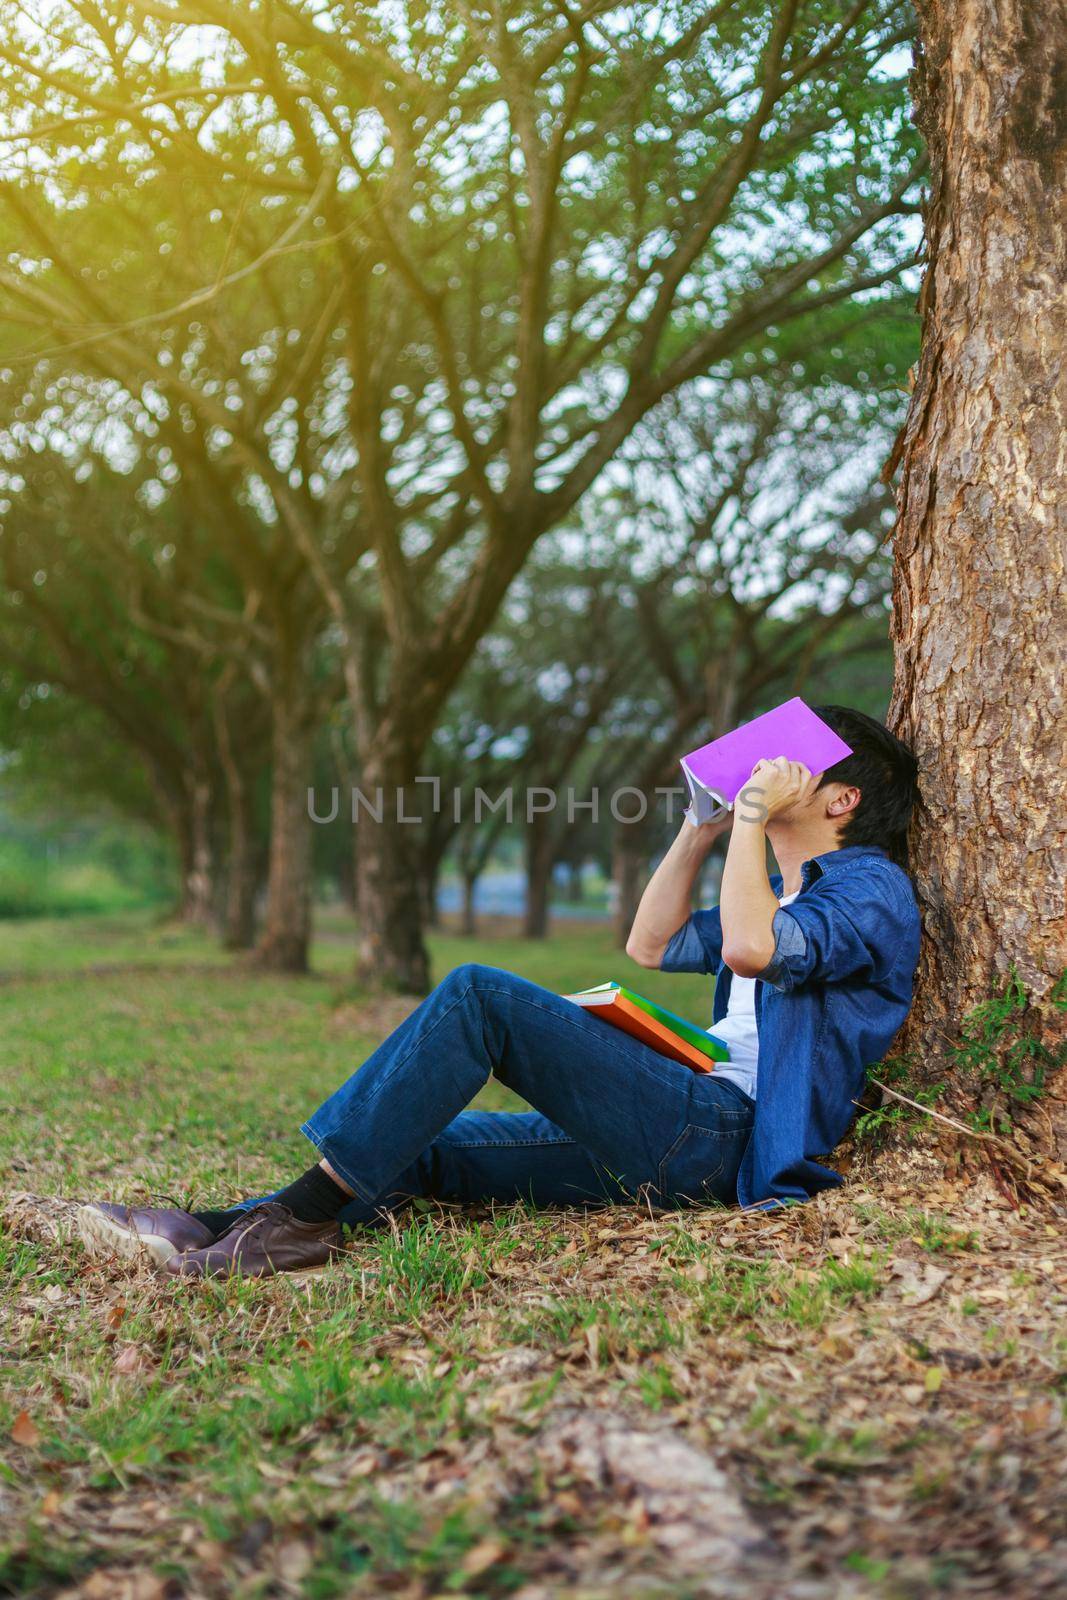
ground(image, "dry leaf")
xmin=461 ymin=1538 xmax=507 ymax=1576
xmin=890 ymin=1258 xmax=950 ymax=1306
xmin=1020 ymin=1399 xmax=1060 ymax=1434
xmin=113 ymin=1343 xmax=156 ymax=1378
xmin=276 ymin=1539 xmax=313 ymax=1582
xmin=11 ymin=1410 xmax=41 ymax=1448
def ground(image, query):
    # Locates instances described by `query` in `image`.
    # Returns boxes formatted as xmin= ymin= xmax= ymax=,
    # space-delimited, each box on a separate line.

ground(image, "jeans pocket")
xmin=658 ymin=1124 xmax=748 ymax=1207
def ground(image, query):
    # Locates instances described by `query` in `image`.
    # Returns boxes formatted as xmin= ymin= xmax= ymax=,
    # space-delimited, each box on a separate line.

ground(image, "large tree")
xmin=888 ymin=3 xmax=1066 ymax=1118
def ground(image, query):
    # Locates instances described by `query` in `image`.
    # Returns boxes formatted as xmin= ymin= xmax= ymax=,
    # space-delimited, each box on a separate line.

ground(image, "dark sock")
xmin=192 ymin=1205 xmax=248 ymax=1238
xmin=192 ymin=1166 xmax=350 ymax=1237
xmin=271 ymin=1163 xmax=351 ymax=1225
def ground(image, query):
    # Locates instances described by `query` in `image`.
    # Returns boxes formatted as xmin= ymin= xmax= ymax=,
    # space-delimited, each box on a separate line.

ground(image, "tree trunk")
xmin=523 ymin=815 xmax=555 ymax=939
xmin=889 ymin=3 xmax=1067 ymax=1076
xmin=461 ymin=869 xmax=478 ymax=936
xmin=422 ymin=854 xmax=442 ymax=930
xmin=612 ymin=824 xmax=650 ymax=949
xmin=221 ymin=784 xmax=258 ymax=951
xmin=335 ymin=855 xmax=357 ymax=911
xmin=256 ymin=688 xmax=314 ymax=973
xmin=354 ymin=758 xmax=432 ymax=994
xmin=176 ymin=775 xmax=215 ymax=928
xmin=215 ymin=702 xmax=257 ymax=951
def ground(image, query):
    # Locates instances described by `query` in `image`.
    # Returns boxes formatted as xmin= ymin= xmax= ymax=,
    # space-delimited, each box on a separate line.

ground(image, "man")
xmin=78 ymin=705 xmax=920 ymax=1279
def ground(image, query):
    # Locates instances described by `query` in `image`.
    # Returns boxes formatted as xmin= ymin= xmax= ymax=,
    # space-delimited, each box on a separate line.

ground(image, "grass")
xmin=1 ymin=911 xmax=1065 ymax=1599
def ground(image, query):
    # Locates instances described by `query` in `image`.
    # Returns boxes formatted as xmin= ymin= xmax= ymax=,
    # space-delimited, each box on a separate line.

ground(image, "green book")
xmin=571 ymin=981 xmax=730 ymax=1062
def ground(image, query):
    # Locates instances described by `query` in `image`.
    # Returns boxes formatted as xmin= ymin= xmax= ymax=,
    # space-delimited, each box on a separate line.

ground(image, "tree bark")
xmin=461 ymin=869 xmax=479 ymax=936
xmin=889 ymin=2 xmax=1067 ymax=1073
xmin=422 ymin=858 xmax=442 ymax=930
xmin=256 ymin=686 xmax=314 ymax=973
xmin=214 ymin=695 xmax=258 ymax=951
xmin=523 ymin=814 xmax=556 ymax=940
xmin=221 ymin=782 xmax=258 ymax=951
xmin=612 ymin=822 xmax=651 ymax=949
xmin=354 ymin=756 xmax=432 ymax=994
xmin=336 ymin=854 xmax=357 ymax=911
xmin=175 ymin=774 xmax=215 ymax=928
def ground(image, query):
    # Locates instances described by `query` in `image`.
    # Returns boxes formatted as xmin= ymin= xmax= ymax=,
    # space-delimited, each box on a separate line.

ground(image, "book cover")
xmin=680 ymin=697 xmax=853 ymax=821
xmin=572 ymin=981 xmax=730 ymax=1061
xmin=565 ymin=983 xmax=728 ymax=1074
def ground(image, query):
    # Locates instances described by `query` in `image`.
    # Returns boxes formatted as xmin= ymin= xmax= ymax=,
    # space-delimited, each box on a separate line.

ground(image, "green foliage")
xmin=854 ymin=1054 xmax=943 ymax=1144
xmin=956 ymin=967 xmax=1067 ymax=1136
xmin=0 ymin=0 xmax=921 ymax=908
xmin=0 ymin=833 xmax=171 ymax=919
xmin=856 ymin=968 xmax=1066 ymax=1145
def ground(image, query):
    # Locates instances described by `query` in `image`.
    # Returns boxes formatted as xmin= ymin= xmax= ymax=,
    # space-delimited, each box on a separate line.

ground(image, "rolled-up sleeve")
xmin=660 ymin=907 xmax=723 ymax=974
xmin=756 ymin=870 xmax=909 ymax=993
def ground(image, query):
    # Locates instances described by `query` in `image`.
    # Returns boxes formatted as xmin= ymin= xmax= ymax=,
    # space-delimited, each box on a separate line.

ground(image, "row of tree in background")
xmin=0 ymin=376 xmax=898 ymax=961
xmin=0 ymin=0 xmax=921 ymax=989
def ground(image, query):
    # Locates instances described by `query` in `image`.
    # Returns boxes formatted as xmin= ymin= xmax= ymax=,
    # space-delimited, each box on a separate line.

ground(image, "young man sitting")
xmin=78 ymin=706 xmax=920 ymax=1278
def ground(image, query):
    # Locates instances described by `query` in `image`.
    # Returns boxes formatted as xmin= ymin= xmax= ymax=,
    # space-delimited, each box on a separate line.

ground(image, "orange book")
xmin=565 ymin=985 xmax=720 ymax=1074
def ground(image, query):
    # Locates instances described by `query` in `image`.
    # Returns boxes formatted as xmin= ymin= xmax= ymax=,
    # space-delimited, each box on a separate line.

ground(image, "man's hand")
xmin=683 ymin=804 xmax=733 ymax=838
xmin=743 ymin=756 xmax=820 ymax=823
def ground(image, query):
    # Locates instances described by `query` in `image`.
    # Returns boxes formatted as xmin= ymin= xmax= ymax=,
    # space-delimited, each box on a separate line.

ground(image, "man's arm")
xmin=625 ymin=816 xmax=729 ymax=968
xmin=718 ymin=810 xmax=780 ymax=977
xmin=720 ymin=757 xmax=819 ymax=976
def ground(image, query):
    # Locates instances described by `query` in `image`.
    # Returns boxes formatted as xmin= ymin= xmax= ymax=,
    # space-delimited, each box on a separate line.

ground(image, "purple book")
xmin=680 ymin=698 xmax=853 ymax=823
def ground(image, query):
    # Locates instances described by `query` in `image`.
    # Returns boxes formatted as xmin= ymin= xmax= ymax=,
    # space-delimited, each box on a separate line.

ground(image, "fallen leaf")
xmin=113 ymin=1343 xmax=156 ymax=1378
xmin=1020 ymin=1399 xmax=1060 ymax=1434
xmin=925 ymin=1366 xmax=944 ymax=1394
xmin=461 ymin=1538 xmax=507 ymax=1576
xmin=344 ymin=1448 xmax=379 ymax=1478
xmin=890 ymin=1258 xmax=950 ymax=1306
xmin=276 ymin=1539 xmax=313 ymax=1582
xmin=11 ymin=1411 xmax=41 ymax=1448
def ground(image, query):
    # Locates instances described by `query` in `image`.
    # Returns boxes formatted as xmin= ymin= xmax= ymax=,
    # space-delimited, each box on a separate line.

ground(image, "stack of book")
xmin=565 ymin=982 xmax=728 ymax=1074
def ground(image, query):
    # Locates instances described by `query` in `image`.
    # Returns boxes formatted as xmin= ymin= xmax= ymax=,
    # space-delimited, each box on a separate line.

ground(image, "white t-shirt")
xmin=711 ymin=891 xmax=799 ymax=1102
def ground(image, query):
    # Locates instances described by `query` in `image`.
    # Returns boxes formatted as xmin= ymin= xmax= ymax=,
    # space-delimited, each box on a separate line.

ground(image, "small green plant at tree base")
xmin=855 ymin=968 xmax=1066 ymax=1143
xmin=956 ymin=967 xmax=1067 ymax=1136
xmin=853 ymin=1055 xmax=943 ymax=1144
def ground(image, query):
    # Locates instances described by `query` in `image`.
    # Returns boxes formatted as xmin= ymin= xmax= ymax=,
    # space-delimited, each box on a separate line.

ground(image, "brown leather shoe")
xmin=77 ymin=1202 xmax=215 ymax=1268
xmin=163 ymin=1202 xmax=342 ymax=1279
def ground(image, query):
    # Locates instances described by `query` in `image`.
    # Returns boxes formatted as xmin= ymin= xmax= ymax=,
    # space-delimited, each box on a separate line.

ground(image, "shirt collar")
xmin=799 ymin=843 xmax=889 ymax=890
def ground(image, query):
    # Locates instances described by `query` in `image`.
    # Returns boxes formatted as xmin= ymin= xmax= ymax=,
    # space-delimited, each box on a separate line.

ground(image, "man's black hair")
xmin=811 ymin=705 xmax=918 ymax=867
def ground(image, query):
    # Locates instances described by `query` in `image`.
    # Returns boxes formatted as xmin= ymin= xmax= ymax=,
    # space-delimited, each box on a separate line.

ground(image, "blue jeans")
xmin=294 ymin=964 xmax=754 ymax=1227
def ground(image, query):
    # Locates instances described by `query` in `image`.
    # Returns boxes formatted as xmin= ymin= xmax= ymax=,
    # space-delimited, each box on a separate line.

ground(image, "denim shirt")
xmin=660 ymin=845 xmax=921 ymax=1207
